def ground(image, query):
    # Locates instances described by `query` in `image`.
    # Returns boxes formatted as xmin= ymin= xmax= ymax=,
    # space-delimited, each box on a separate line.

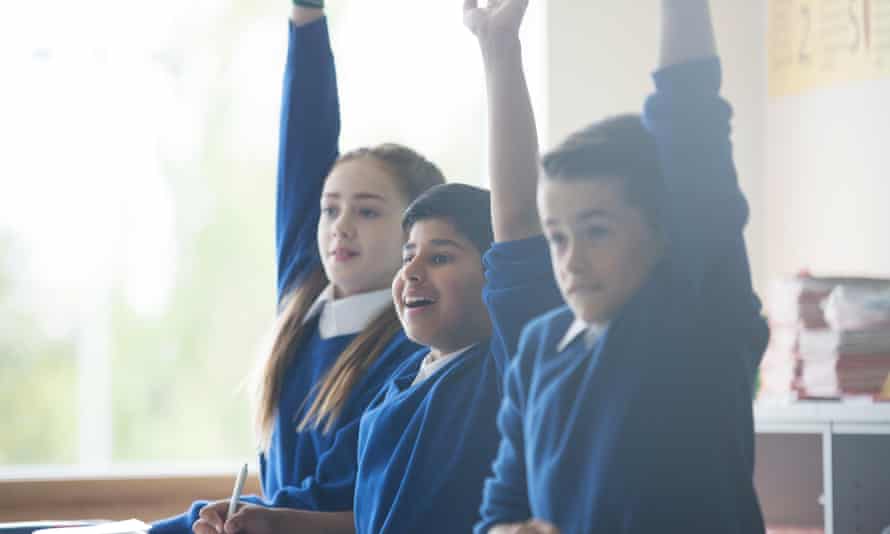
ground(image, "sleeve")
xmin=475 ymin=336 xmax=535 ymax=533
xmin=482 ymin=236 xmax=563 ymax=382
xmin=642 ymin=57 xmax=747 ymax=298
xmin=261 ymin=338 xmax=420 ymax=511
xmin=276 ymin=17 xmax=341 ymax=301
xmin=265 ymin=417 xmax=360 ymax=511
xmin=643 ymin=57 xmax=768 ymax=379
xmin=149 ymin=495 xmax=266 ymax=534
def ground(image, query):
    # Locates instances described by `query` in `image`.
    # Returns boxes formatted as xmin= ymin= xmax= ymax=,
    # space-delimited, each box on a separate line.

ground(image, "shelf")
xmin=754 ymin=402 xmax=890 ymax=533
xmin=754 ymin=401 xmax=890 ymax=433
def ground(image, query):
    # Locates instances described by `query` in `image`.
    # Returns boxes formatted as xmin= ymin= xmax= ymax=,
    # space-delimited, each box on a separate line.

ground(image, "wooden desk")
xmin=0 ymin=474 xmax=261 ymax=523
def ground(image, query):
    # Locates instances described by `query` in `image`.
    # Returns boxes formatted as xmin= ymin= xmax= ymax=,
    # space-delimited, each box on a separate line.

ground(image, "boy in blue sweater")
xmin=477 ymin=1 xmax=769 ymax=533
xmin=346 ymin=3 xmax=566 ymax=532
xmin=212 ymin=1 xmax=563 ymax=533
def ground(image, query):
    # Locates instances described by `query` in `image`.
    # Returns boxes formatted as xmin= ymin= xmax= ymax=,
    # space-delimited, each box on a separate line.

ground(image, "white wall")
xmin=545 ymin=1 xmax=890 ymax=296
xmin=544 ymin=0 xmax=770 ymax=294
xmin=765 ymin=78 xmax=890 ymax=280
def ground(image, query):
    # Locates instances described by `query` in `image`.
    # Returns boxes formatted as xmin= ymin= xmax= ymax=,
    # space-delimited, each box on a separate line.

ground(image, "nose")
xmin=401 ymin=256 xmax=424 ymax=284
xmin=563 ymin=239 xmax=587 ymax=275
xmin=331 ymin=211 xmax=355 ymax=239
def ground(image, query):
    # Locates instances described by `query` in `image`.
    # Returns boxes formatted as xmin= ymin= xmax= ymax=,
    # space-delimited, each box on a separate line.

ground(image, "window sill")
xmin=0 ymin=472 xmax=261 ymax=523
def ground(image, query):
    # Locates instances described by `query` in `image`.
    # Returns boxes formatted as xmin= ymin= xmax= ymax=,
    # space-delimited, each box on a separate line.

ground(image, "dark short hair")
xmin=541 ymin=114 xmax=665 ymax=230
xmin=402 ymin=183 xmax=494 ymax=255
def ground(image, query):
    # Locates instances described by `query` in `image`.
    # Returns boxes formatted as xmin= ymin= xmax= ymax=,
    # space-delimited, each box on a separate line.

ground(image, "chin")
xmin=402 ymin=324 xmax=432 ymax=347
xmin=572 ymin=302 xmax=607 ymax=324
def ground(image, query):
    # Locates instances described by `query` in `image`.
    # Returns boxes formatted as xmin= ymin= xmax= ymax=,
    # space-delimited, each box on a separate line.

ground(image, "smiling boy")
xmin=198 ymin=2 xmax=560 ymax=533
xmin=477 ymin=1 xmax=770 ymax=533
xmin=347 ymin=1 xmax=564 ymax=532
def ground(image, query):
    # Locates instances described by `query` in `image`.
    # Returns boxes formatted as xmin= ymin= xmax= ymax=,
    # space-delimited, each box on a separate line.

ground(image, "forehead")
xmin=324 ymin=158 xmax=401 ymax=200
xmin=537 ymin=177 xmax=632 ymax=222
xmin=405 ymin=218 xmax=475 ymax=250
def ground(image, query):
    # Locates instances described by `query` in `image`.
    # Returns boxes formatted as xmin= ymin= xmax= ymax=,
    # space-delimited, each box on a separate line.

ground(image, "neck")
xmin=428 ymin=341 xmax=476 ymax=361
xmin=330 ymin=284 xmax=387 ymax=301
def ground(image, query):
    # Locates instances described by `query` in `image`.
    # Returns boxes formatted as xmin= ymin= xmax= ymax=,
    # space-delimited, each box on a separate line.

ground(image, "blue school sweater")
xmin=352 ymin=236 xmax=564 ymax=534
xmin=476 ymin=58 xmax=770 ymax=534
xmin=151 ymin=18 xmax=420 ymax=534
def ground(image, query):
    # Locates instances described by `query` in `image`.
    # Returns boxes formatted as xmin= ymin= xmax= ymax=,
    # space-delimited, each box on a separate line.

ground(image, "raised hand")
xmin=659 ymin=0 xmax=716 ymax=67
xmin=291 ymin=0 xmax=324 ymax=26
xmin=463 ymin=0 xmax=529 ymax=42
xmin=466 ymin=0 xmax=541 ymax=242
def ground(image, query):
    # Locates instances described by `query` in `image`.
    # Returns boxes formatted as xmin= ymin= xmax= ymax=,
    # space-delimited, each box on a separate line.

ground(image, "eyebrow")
xmin=403 ymin=239 xmax=467 ymax=252
xmin=322 ymin=192 xmax=387 ymax=201
xmin=544 ymin=209 xmax=615 ymax=227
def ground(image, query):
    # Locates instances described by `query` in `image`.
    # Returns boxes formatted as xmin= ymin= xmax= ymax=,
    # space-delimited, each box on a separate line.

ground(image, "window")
xmin=0 ymin=0 xmax=546 ymax=474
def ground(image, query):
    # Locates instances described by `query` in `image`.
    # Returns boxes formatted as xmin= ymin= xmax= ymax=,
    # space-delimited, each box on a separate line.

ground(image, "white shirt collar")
xmin=303 ymin=284 xmax=393 ymax=339
xmin=410 ymin=345 xmax=476 ymax=387
xmin=557 ymin=318 xmax=608 ymax=352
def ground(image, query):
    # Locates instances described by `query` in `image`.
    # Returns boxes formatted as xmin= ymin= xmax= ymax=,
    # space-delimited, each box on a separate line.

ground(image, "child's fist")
xmin=463 ymin=0 xmax=529 ymax=40
xmin=222 ymin=504 xmax=282 ymax=534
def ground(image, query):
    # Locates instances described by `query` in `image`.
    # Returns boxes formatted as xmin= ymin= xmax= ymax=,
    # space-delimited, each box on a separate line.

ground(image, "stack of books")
xmin=758 ymin=275 xmax=890 ymax=401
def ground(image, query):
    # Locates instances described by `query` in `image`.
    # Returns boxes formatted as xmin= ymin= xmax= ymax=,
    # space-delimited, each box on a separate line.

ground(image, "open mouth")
xmin=331 ymin=248 xmax=359 ymax=261
xmin=403 ymin=296 xmax=437 ymax=310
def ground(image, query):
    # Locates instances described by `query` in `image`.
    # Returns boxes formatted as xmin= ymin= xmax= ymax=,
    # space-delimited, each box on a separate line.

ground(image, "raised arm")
xmin=466 ymin=4 xmax=561 ymax=530
xmin=646 ymin=0 xmax=751 ymax=297
xmin=465 ymin=0 xmax=541 ymax=242
xmin=659 ymin=0 xmax=717 ymax=68
xmin=276 ymin=2 xmax=341 ymax=300
xmin=466 ymin=0 xmax=562 ymax=377
xmin=651 ymin=2 xmax=767 ymax=374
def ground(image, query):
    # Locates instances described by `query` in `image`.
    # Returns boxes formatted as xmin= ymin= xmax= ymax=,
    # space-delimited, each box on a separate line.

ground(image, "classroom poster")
xmin=769 ymin=0 xmax=890 ymax=95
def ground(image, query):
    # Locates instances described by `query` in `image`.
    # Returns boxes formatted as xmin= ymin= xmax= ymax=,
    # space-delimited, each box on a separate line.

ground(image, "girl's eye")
xmin=359 ymin=208 xmax=380 ymax=219
xmin=431 ymin=254 xmax=450 ymax=265
xmin=321 ymin=206 xmax=338 ymax=217
xmin=402 ymin=254 xmax=415 ymax=265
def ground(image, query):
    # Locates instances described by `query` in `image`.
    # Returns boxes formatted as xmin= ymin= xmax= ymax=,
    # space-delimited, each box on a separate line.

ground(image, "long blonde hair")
xmin=254 ymin=144 xmax=444 ymax=448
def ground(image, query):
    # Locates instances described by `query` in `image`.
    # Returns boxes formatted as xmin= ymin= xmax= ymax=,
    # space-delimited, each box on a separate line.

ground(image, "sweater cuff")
xmin=289 ymin=14 xmax=329 ymax=40
xmin=651 ymin=56 xmax=722 ymax=98
xmin=287 ymin=16 xmax=332 ymax=62
xmin=483 ymin=235 xmax=552 ymax=291
xmin=150 ymin=502 xmax=208 ymax=534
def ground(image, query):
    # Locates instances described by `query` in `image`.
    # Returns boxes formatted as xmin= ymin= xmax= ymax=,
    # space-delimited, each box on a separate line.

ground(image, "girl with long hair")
xmin=151 ymin=4 xmax=444 ymax=533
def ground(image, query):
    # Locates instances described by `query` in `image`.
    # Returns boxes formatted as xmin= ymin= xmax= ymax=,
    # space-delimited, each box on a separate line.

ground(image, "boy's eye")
xmin=585 ymin=226 xmax=610 ymax=241
xmin=359 ymin=207 xmax=380 ymax=219
xmin=321 ymin=206 xmax=339 ymax=217
xmin=431 ymin=254 xmax=451 ymax=265
xmin=402 ymin=254 xmax=415 ymax=265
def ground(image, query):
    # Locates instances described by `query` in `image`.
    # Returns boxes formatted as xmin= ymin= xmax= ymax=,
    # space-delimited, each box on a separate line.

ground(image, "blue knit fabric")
xmin=476 ymin=57 xmax=769 ymax=534
xmin=353 ymin=236 xmax=564 ymax=534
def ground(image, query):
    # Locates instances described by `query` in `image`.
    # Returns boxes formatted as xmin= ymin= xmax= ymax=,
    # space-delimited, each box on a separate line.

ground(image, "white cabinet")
xmin=754 ymin=403 xmax=890 ymax=534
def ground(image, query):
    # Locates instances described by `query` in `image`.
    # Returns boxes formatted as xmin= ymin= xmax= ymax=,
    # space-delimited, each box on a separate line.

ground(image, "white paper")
xmin=32 ymin=519 xmax=149 ymax=534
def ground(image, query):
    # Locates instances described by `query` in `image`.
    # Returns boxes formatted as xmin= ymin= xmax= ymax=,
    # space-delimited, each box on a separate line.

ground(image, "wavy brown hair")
xmin=255 ymin=144 xmax=445 ymax=447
